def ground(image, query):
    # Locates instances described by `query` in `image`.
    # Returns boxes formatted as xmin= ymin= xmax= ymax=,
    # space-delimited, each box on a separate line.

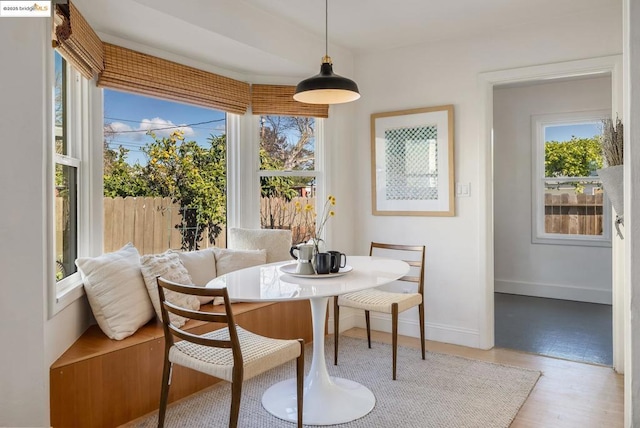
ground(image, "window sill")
xmin=532 ymin=235 xmax=612 ymax=248
xmin=49 ymin=272 xmax=85 ymax=318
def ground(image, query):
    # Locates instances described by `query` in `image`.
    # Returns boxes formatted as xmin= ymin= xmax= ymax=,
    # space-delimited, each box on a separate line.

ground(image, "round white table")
xmin=206 ymin=255 xmax=409 ymax=426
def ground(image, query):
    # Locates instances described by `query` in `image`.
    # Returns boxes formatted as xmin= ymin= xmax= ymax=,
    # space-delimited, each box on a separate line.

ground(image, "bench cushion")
xmin=213 ymin=248 xmax=267 ymax=275
xmin=140 ymin=250 xmax=200 ymax=327
xmin=75 ymin=243 xmax=155 ymax=340
xmin=228 ymin=228 xmax=292 ymax=263
xmin=176 ymin=248 xmax=217 ymax=286
xmin=176 ymin=248 xmax=217 ymax=304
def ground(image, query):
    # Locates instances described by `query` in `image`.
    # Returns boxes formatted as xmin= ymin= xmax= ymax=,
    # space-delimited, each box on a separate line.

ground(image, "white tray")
xmin=279 ymin=263 xmax=353 ymax=278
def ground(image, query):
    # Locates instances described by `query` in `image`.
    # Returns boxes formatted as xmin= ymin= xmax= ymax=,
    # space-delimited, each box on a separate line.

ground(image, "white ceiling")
xmin=242 ymin=0 xmax=613 ymax=52
xmin=74 ymin=0 xmax=617 ymax=79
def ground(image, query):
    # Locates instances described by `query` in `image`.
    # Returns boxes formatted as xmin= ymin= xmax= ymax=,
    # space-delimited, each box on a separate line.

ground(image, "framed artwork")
xmin=371 ymin=105 xmax=455 ymax=216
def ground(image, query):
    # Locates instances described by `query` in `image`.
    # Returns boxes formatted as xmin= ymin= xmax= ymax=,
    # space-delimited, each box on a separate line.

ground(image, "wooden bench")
xmin=50 ymin=300 xmax=312 ymax=428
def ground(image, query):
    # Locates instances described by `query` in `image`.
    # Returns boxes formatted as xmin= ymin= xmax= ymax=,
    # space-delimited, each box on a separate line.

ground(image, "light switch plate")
xmin=456 ymin=182 xmax=471 ymax=197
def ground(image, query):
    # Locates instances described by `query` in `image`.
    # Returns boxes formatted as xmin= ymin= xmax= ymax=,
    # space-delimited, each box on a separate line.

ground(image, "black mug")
xmin=314 ymin=252 xmax=332 ymax=274
xmin=328 ymin=251 xmax=347 ymax=273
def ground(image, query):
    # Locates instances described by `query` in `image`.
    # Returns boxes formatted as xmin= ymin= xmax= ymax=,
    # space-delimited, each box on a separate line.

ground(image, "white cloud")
xmin=105 ymin=117 xmax=195 ymax=142
xmin=106 ymin=121 xmax=133 ymax=133
xmin=104 ymin=121 xmax=147 ymax=141
xmin=138 ymin=117 xmax=195 ymax=138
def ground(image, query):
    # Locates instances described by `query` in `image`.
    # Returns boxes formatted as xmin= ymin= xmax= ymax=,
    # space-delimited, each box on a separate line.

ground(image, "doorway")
xmin=492 ymin=76 xmax=613 ymax=365
xmin=477 ymin=55 xmax=623 ymax=372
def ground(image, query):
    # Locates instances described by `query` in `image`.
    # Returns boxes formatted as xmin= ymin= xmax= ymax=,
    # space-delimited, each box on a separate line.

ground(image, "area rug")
xmin=132 ymin=336 xmax=540 ymax=427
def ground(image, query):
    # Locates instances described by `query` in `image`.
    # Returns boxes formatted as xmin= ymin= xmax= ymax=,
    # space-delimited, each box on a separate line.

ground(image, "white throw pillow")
xmin=75 ymin=243 xmax=155 ymax=340
xmin=175 ymin=248 xmax=217 ymax=304
xmin=228 ymin=228 xmax=292 ymax=263
xmin=213 ymin=248 xmax=268 ymax=276
xmin=140 ymin=251 xmax=201 ymax=327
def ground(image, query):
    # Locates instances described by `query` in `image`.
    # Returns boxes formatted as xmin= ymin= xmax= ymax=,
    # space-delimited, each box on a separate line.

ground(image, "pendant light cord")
xmin=325 ymin=0 xmax=328 ymax=57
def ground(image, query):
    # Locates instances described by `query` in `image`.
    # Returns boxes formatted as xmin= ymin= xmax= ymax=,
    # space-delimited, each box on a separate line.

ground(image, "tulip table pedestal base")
xmin=261 ymin=297 xmax=375 ymax=425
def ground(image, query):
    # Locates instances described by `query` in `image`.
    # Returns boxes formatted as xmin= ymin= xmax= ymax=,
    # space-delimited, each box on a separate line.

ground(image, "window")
xmin=54 ymin=52 xmax=82 ymax=289
xmin=103 ymin=89 xmax=228 ymax=252
xmin=258 ymin=115 xmax=323 ymax=245
xmin=54 ymin=53 xmax=78 ymax=282
xmin=532 ymin=111 xmax=611 ymax=246
xmin=52 ymin=50 xmax=100 ymax=310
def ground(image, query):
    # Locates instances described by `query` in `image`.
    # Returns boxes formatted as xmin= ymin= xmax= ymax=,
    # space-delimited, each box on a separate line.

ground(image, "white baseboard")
xmin=495 ymin=279 xmax=612 ymax=304
xmin=334 ymin=308 xmax=481 ymax=348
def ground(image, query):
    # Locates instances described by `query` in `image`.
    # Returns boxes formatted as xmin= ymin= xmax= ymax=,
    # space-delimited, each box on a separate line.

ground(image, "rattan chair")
xmin=333 ymin=242 xmax=425 ymax=380
xmin=156 ymin=277 xmax=304 ymax=428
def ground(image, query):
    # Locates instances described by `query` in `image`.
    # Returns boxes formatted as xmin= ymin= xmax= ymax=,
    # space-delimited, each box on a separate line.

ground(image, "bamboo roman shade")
xmin=98 ymin=44 xmax=250 ymax=115
xmin=53 ymin=2 xmax=104 ymax=80
xmin=251 ymin=84 xmax=329 ymax=118
xmin=51 ymin=3 xmax=320 ymax=117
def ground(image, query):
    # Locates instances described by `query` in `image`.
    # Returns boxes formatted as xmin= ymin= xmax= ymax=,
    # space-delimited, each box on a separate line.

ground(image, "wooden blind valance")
xmin=98 ymin=43 xmax=250 ymax=115
xmin=53 ymin=1 xmax=104 ymax=80
xmin=251 ymin=84 xmax=329 ymax=118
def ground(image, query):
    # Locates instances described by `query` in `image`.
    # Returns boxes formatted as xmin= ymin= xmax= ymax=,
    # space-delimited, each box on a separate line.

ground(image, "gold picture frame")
xmin=371 ymin=105 xmax=455 ymax=216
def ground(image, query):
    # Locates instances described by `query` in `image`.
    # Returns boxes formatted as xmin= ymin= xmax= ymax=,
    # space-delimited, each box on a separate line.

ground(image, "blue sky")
xmin=104 ymin=89 xmax=226 ymax=165
xmin=545 ymin=123 xmax=601 ymax=143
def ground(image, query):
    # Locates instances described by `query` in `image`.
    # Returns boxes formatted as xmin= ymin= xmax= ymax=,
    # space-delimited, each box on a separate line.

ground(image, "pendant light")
xmin=293 ymin=0 xmax=360 ymax=104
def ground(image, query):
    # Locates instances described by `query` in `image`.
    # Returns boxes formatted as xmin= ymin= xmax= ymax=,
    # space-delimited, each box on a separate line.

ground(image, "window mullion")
xmin=258 ymin=170 xmax=320 ymax=178
xmin=54 ymin=154 xmax=80 ymax=168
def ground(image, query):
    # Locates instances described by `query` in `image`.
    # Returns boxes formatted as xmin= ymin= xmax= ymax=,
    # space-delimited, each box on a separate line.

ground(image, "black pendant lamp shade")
xmin=293 ymin=0 xmax=360 ymax=105
xmin=294 ymin=56 xmax=360 ymax=104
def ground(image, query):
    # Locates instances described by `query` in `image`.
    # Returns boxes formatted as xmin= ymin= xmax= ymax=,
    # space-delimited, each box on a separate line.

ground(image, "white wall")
xmin=0 ymin=19 xmax=49 ymax=427
xmin=493 ymin=77 xmax=612 ymax=304
xmin=350 ymin=5 xmax=622 ymax=347
xmin=0 ymin=19 xmax=93 ymax=427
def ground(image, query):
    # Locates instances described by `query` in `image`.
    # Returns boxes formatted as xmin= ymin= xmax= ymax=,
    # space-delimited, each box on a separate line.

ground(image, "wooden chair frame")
xmin=333 ymin=242 xmax=426 ymax=380
xmin=156 ymin=277 xmax=304 ymax=428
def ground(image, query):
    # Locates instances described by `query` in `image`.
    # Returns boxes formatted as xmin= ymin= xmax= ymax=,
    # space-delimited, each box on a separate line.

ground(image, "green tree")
xmin=143 ymin=131 xmax=227 ymax=250
xmin=259 ymin=147 xmax=298 ymax=200
xmin=103 ymin=145 xmax=150 ymax=197
xmin=545 ymin=136 xmax=603 ymax=177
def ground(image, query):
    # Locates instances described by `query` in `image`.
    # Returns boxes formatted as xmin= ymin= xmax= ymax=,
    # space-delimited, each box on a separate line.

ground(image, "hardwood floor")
xmin=342 ymin=328 xmax=624 ymax=428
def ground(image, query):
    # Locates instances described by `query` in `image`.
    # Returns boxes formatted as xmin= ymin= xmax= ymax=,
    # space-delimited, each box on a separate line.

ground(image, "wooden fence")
xmin=103 ymin=197 xmax=225 ymax=254
xmin=260 ymin=196 xmax=316 ymax=244
xmin=102 ymin=196 xmax=317 ymax=255
xmin=544 ymin=192 xmax=604 ymax=235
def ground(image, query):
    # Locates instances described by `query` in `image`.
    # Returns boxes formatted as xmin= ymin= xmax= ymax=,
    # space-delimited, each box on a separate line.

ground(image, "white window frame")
xmin=531 ymin=110 xmax=611 ymax=247
xmin=48 ymin=51 xmax=103 ymax=317
xmin=249 ymin=115 xmax=325 ymax=234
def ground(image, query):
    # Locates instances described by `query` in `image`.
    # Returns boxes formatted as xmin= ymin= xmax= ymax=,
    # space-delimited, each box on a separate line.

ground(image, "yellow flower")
xmin=304 ymin=204 xmax=313 ymax=212
xmin=314 ymin=194 xmax=337 ymax=243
